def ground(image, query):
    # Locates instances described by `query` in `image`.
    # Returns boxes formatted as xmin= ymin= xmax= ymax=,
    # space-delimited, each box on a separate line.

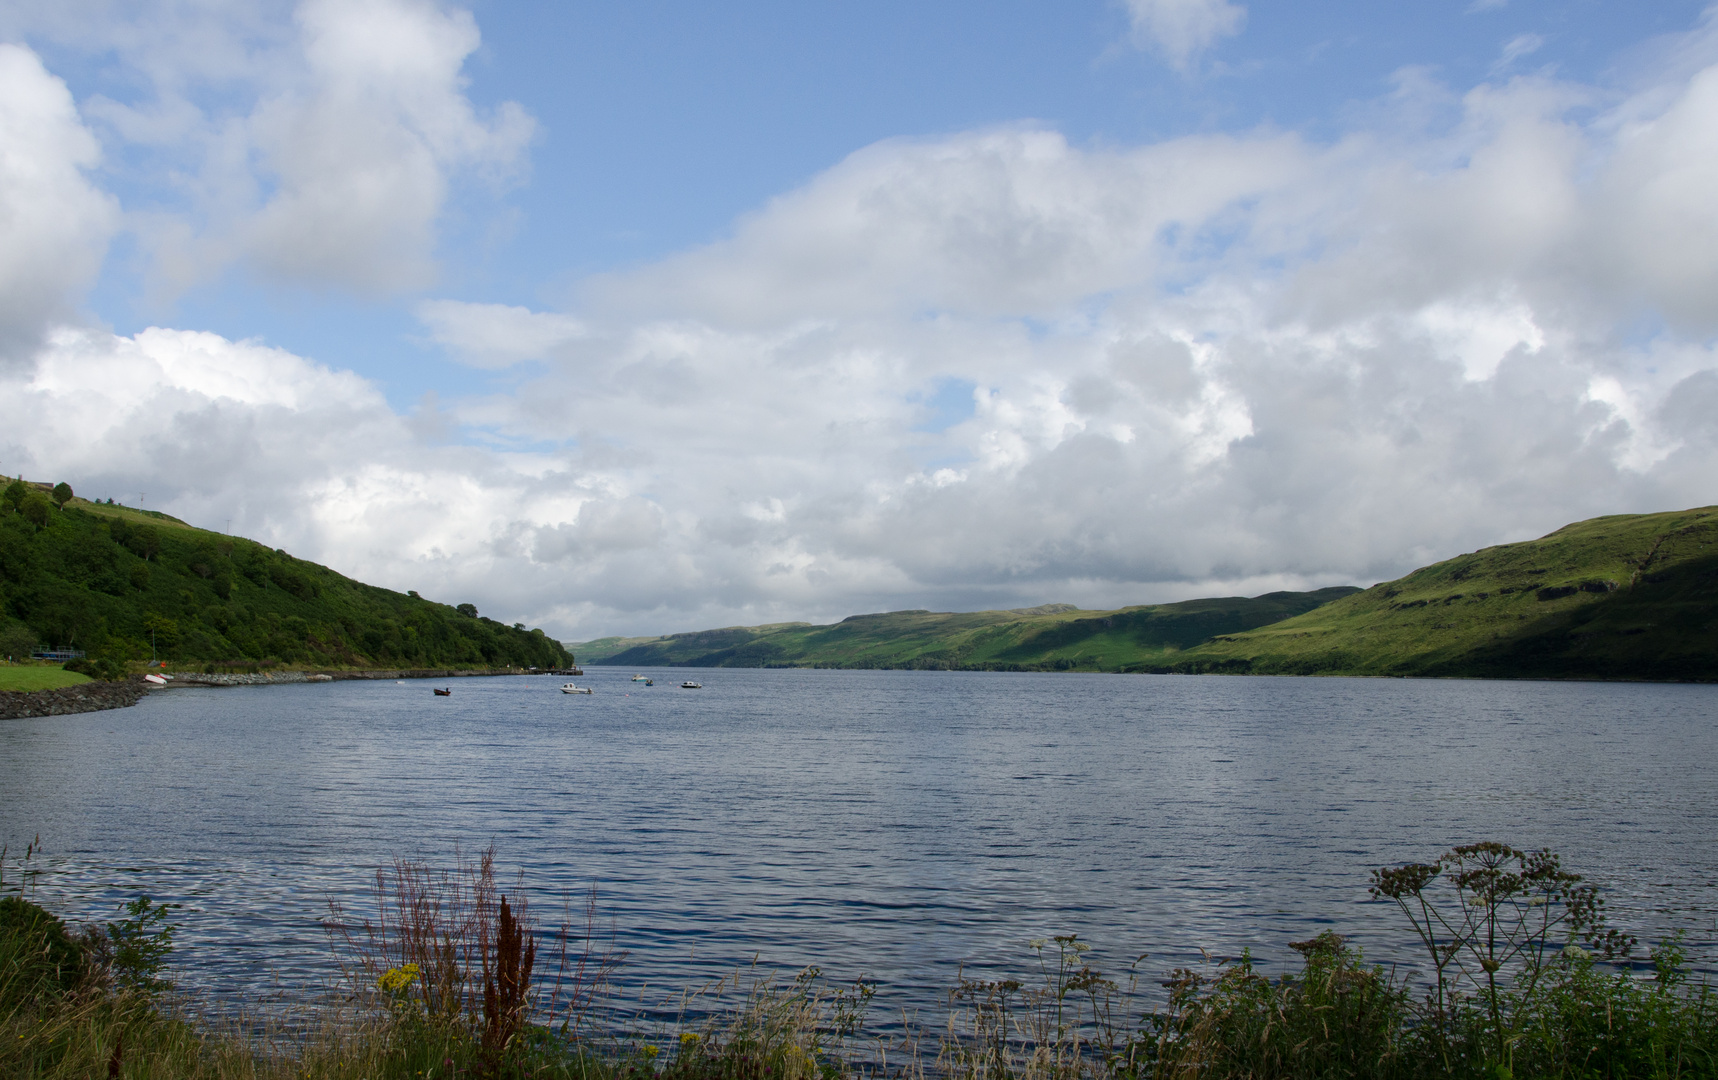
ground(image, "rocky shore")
xmin=0 ymin=680 xmax=150 ymax=720
xmin=0 ymin=668 xmax=529 ymax=719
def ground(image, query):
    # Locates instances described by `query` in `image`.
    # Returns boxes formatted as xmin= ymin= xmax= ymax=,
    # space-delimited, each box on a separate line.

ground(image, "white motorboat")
xmin=680 ymin=680 xmax=702 ymax=689
xmin=631 ymin=674 xmax=649 ymax=682
xmin=561 ymin=683 xmax=593 ymax=694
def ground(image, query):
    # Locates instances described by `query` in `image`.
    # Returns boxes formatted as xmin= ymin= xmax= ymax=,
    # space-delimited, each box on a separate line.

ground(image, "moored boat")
xmin=561 ymin=683 xmax=593 ymax=694
xmin=680 ymin=681 xmax=702 ymax=689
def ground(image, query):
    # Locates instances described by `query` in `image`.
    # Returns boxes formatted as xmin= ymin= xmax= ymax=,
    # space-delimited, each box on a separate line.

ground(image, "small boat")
xmin=433 ymin=687 xmax=452 ymax=696
xmin=645 ymin=678 xmax=654 ymax=686
xmin=680 ymin=681 xmax=702 ymax=689
xmin=143 ymin=674 xmax=167 ymax=686
xmin=631 ymin=674 xmax=649 ymax=682
xmin=561 ymin=683 xmax=593 ymax=694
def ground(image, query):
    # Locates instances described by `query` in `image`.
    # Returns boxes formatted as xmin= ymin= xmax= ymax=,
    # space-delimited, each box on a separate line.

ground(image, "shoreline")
xmin=0 ymin=667 xmax=532 ymax=720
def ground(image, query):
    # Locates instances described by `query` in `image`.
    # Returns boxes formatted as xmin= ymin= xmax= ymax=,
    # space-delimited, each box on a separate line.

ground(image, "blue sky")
xmin=2 ymin=1 xmax=1717 ymax=638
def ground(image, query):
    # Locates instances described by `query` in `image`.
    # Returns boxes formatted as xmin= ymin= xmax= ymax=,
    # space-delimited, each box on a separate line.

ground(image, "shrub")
xmin=0 ymin=895 xmax=85 ymax=1002
xmin=20 ymin=492 xmax=52 ymax=529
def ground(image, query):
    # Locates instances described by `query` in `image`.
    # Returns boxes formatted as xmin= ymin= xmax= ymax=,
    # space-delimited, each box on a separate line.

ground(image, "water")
xmin=2 ymin=669 xmax=1716 ymax=1020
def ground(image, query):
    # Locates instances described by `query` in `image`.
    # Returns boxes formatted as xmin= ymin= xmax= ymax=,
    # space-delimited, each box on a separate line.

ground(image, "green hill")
xmin=575 ymin=588 xmax=1361 ymax=671
xmin=1161 ymin=505 xmax=1718 ymax=680
xmin=577 ymin=507 xmax=1718 ymax=681
xmin=0 ymin=480 xmax=570 ymax=674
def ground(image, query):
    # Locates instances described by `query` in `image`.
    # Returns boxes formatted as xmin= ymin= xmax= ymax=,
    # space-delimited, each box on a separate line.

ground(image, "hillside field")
xmin=0 ymin=480 xmax=571 ymax=674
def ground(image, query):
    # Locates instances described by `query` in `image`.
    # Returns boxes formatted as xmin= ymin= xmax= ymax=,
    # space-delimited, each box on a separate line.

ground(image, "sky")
xmin=1 ymin=0 xmax=1716 ymax=642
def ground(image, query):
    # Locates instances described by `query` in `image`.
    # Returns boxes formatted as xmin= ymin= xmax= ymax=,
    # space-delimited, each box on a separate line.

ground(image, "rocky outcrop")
xmin=0 ymin=680 xmax=149 ymax=720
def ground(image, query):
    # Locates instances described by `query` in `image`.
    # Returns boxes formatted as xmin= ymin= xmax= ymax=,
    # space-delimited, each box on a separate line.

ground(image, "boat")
xmin=645 ymin=678 xmax=654 ymax=686
xmin=433 ymin=688 xmax=452 ymax=696
xmin=680 ymin=681 xmax=702 ymax=689
xmin=631 ymin=674 xmax=649 ymax=682
xmin=561 ymin=683 xmax=593 ymax=695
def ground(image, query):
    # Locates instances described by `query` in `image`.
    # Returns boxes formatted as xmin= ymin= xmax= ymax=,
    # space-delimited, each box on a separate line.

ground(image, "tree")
xmin=2 ymin=479 xmax=25 ymax=513
xmin=21 ymin=492 xmax=51 ymax=529
xmin=50 ymin=482 xmax=72 ymax=508
xmin=457 ymin=603 xmax=478 ymax=617
xmin=0 ymin=622 xmax=37 ymax=660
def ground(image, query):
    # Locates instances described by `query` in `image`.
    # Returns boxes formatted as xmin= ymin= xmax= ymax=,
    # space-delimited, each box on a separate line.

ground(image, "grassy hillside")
xmin=1164 ymin=505 xmax=1718 ymax=679
xmin=0 ymin=481 xmax=571 ymax=674
xmin=576 ymin=589 xmax=1360 ymax=671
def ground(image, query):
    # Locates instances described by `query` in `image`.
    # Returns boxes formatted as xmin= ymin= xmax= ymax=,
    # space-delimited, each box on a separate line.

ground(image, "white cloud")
xmin=1124 ymin=0 xmax=1247 ymax=71
xmin=416 ymin=299 xmax=585 ymax=368
xmin=243 ymin=0 xmax=534 ymax=291
xmin=5 ymin=14 xmax=1718 ymax=642
xmin=1 ymin=0 xmax=534 ymax=297
xmin=0 ymin=44 xmax=118 ymax=363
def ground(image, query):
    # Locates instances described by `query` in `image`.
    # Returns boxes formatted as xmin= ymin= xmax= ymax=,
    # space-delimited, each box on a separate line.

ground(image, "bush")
xmin=0 ymin=895 xmax=85 ymax=1002
xmin=63 ymin=657 xmax=124 ymax=680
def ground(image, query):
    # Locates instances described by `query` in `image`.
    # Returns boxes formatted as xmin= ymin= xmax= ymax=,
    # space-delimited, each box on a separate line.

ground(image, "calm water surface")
xmin=2 ymin=669 xmax=1715 ymax=1016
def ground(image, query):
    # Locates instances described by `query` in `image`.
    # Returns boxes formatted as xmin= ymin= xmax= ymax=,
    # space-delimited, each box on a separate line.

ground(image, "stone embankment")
xmin=1 ymin=668 xmax=529 ymax=719
xmin=0 ymin=680 xmax=149 ymax=720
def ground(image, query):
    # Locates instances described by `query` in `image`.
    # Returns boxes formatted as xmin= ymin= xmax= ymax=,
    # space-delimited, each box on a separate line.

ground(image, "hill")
xmin=1157 ymin=505 xmax=1718 ymax=680
xmin=575 ymin=588 xmax=1361 ymax=671
xmin=0 ymin=480 xmax=570 ymax=674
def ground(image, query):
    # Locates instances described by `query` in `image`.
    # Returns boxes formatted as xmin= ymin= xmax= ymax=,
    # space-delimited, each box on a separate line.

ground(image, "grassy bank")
xmin=4 ymin=842 xmax=1715 ymax=1079
xmin=0 ymin=481 xmax=571 ymax=675
xmin=0 ymin=664 xmax=92 ymax=692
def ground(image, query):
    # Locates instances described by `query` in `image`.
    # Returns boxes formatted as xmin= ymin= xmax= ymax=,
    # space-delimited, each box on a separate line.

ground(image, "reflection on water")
xmin=2 ymin=669 xmax=1715 ymax=1016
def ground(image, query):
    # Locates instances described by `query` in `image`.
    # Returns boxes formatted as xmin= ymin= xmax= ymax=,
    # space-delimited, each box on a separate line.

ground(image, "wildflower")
xmin=378 ymin=963 xmax=421 ymax=993
xmin=644 ymin=1044 xmax=661 ymax=1059
xmin=680 ymin=1032 xmax=700 ymax=1045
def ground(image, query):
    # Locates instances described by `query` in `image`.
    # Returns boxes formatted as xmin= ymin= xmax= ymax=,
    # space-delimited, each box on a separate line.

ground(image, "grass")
xmin=0 ymin=665 xmax=92 ymax=692
xmin=572 ymin=590 xmax=1358 ymax=672
xmin=0 ymin=483 xmax=571 ymax=674
xmin=1168 ymin=505 xmax=1718 ymax=679
xmin=5 ymin=841 xmax=1716 ymax=1079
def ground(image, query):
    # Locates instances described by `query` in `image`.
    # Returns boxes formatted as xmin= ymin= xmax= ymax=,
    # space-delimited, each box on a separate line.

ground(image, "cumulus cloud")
xmin=244 ymin=0 xmax=534 ymax=291
xmin=2 ymin=0 xmax=533 ymax=297
xmin=0 ymin=44 xmax=118 ymax=364
xmin=6 ymin=14 xmax=1718 ymax=641
xmin=1124 ymin=0 xmax=1247 ymax=71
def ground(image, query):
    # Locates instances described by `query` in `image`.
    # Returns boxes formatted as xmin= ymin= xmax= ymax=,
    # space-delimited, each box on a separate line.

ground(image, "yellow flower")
xmin=644 ymin=1044 xmax=661 ymax=1059
xmin=680 ymin=1032 xmax=700 ymax=1045
xmin=378 ymin=964 xmax=421 ymax=993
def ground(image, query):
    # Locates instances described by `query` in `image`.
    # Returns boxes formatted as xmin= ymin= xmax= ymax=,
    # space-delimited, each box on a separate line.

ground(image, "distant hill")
xmin=574 ymin=588 xmax=1361 ymax=671
xmin=575 ymin=507 xmax=1718 ymax=681
xmin=0 ymin=481 xmax=570 ymax=673
xmin=1158 ymin=505 xmax=1718 ymax=680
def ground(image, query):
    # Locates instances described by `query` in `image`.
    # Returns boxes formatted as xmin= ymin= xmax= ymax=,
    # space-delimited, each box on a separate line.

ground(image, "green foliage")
xmin=0 ymin=895 xmax=85 ymax=1002
xmin=49 ymin=483 xmax=71 ymax=509
xmin=60 ymin=656 xmax=122 ymax=681
xmin=578 ymin=589 xmax=1359 ymax=672
xmin=20 ymin=492 xmax=51 ymax=529
xmin=0 ymin=494 xmax=571 ymax=671
xmin=1166 ymin=505 xmax=1718 ymax=680
xmin=106 ymin=895 xmax=178 ymax=994
xmin=0 ymin=619 xmax=36 ymax=659
xmin=1 ymin=479 xmax=24 ymax=513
